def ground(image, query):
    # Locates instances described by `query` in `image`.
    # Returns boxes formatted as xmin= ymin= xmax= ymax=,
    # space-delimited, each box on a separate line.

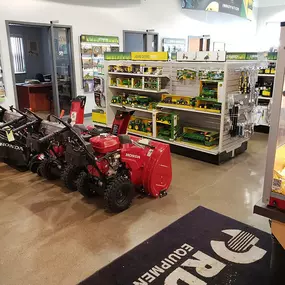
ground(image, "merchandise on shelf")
xmin=156 ymin=112 xmax=178 ymax=140
xmin=128 ymin=116 xmax=153 ymax=135
xmin=198 ymin=81 xmax=218 ymax=101
xmin=116 ymin=78 xmax=131 ymax=88
xmin=228 ymin=94 xmax=254 ymax=138
xmin=131 ymin=64 xmax=145 ymax=74
xmin=144 ymin=77 xmax=161 ymax=91
xmin=179 ymin=127 xmax=219 ymax=147
xmin=92 ymin=109 xmax=107 ymax=124
xmin=143 ymin=66 xmax=163 ymax=75
xmin=195 ymin=99 xmax=222 ymax=113
xmin=111 ymin=93 xmax=157 ymax=110
xmin=239 ymin=71 xmax=250 ymax=94
xmin=198 ymin=70 xmax=224 ymax=81
xmin=80 ymin=35 xmax=119 ymax=93
xmin=111 ymin=95 xmax=122 ymax=104
xmin=131 ymin=77 xmax=143 ymax=89
xmin=160 ymin=94 xmax=195 ymax=107
xmin=259 ymin=62 xmax=276 ymax=75
xmin=177 ymin=69 xmax=197 ymax=81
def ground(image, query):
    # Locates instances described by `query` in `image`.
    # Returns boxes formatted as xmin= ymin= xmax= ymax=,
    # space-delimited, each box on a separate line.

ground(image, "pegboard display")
xmin=103 ymin=59 xmax=261 ymax=160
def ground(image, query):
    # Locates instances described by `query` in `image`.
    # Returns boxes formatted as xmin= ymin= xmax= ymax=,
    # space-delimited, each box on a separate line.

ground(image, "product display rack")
xmin=0 ymin=42 xmax=5 ymax=103
xmin=254 ymin=59 xmax=276 ymax=132
xmin=101 ymin=56 xmax=261 ymax=164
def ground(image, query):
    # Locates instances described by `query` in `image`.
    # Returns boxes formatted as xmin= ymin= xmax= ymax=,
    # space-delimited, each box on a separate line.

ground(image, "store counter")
xmin=16 ymin=83 xmax=52 ymax=112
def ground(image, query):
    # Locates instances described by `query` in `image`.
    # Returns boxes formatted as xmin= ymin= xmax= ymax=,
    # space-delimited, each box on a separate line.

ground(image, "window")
xmin=10 ymin=35 xmax=26 ymax=74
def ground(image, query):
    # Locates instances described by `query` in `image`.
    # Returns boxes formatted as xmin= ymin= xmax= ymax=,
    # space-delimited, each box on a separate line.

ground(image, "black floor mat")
xmin=80 ymin=206 xmax=271 ymax=285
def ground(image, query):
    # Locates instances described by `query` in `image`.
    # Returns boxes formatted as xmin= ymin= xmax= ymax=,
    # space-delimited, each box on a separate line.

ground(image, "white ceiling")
xmin=255 ymin=0 xmax=285 ymax=7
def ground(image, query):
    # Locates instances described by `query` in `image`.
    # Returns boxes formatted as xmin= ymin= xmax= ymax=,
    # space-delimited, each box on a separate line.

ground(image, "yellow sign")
xmin=131 ymin=52 xmax=168 ymax=61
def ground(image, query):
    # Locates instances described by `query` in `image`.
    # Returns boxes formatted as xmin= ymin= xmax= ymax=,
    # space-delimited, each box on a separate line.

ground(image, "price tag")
xmin=6 ymin=129 xmax=15 ymax=142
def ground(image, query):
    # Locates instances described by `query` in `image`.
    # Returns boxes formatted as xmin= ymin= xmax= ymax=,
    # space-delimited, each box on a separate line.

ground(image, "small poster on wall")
xmin=0 ymin=42 xmax=6 ymax=102
xmin=162 ymin=38 xmax=186 ymax=59
xmin=80 ymin=35 xmax=120 ymax=93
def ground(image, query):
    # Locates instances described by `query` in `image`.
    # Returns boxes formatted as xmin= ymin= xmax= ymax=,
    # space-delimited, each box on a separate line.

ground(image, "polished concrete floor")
xmin=0 ymin=133 xmax=269 ymax=285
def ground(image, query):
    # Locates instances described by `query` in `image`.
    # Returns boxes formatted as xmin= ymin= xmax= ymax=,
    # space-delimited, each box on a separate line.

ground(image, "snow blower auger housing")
xmin=76 ymin=128 xmax=172 ymax=213
xmin=0 ymin=106 xmax=44 ymax=169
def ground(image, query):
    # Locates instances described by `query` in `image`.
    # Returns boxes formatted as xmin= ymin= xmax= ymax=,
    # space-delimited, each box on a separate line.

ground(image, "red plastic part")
xmin=269 ymin=197 xmax=285 ymax=210
xmin=89 ymin=134 xmax=120 ymax=154
xmin=110 ymin=111 xmax=134 ymax=135
xmin=70 ymin=97 xmax=86 ymax=125
xmin=120 ymin=136 xmax=172 ymax=197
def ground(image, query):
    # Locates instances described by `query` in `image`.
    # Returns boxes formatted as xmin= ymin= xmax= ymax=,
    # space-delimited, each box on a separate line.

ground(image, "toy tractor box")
xmin=117 ymin=65 xmax=132 ymax=73
xmin=177 ymin=69 xmax=197 ymax=81
xmin=131 ymin=64 xmax=145 ymax=74
xmin=158 ymin=94 xmax=194 ymax=108
xmin=143 ymin=66 xmax=163 ymax=75
xmin=110 ymin=77 xmax=117 ymax=86
xmin=92 ymin=109 xmax=107 ymax=124
xmin=111 ymin=95 xmax=123 ymax=104
xmin=156 ymin=112 xmax=178 ymax=141
xmin=108 ymin=65 xmax=117 ymax=73
xmin=197 ymin=81 xmax=218 ymax=102
xmin=128 ymin=116 xmax=152 ymax=136
xmin=179 ymin=127 xmax=219 ymax=148
xmin=131 ymin=78 xmax=143 ymax=89
xmin=116 ymin=78 xmax=131 ymax=88
xmin=144 ymin=77 xmax=161 ymax=91
xmin=198 ymin=70 xmax=224 ymax=81
xmin=195 ymin=99 xmax=222 ymax=114
xmin=135 ymin=96 xmax=152 ymax=109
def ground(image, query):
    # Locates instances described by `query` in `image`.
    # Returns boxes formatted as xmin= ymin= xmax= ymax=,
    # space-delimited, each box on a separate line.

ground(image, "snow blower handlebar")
xmin=0 ymin=105 xmax=7 ymax=112
xmin=12 ymin=109 xmax=43 ymax=133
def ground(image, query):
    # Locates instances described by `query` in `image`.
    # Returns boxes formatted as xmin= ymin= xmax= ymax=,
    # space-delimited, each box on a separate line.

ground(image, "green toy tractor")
xmin=111 ymin=95 xmax=122 ymax=104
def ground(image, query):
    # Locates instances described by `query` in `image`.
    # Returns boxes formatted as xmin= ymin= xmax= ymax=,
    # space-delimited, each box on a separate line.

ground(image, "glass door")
xmin=50 ymin=25 xmax=76 ymax=116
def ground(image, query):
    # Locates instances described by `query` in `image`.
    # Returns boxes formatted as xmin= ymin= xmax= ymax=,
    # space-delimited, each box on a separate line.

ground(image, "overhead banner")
xmin=182 ymin=0 xmax=253 ymax=20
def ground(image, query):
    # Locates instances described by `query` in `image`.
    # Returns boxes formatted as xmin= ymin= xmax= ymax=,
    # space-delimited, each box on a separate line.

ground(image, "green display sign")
xmin=104 ymin=52 xmax=132 ymax=60
xmin=226 ymin=53 xmax=247 ymax=60
xmin=81 ymin=35 xmax=119 ymax=44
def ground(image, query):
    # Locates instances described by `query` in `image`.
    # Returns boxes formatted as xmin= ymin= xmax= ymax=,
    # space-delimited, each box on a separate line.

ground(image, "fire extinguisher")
xmin=70 ymin=96 xmax=86 ymax=125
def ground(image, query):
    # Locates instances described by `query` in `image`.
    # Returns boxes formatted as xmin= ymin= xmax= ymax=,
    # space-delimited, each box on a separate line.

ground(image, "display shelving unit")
xmin=0 ymin=42 xmax=5 ymax=103
xmin=102 ymin=58 xmax=261 ymax=164
xmin=254 ymin=58 xmax=276 ymax=132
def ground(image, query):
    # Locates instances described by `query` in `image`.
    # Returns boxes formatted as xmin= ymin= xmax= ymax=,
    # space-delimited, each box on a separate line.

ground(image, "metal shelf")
xmin=258 ymin=96 xmax=271 ymax=100
xmin=127 ymin=131 xmax=219 ymax=155
xmin=157 ymin=104 xmax=221 ymax=116
xmin=110 ymin=103 xmax=157 ymax=114
xmin=109 ymin=86 xmax=168 ymax=93
xmin=108 ymin=72 xmax=170 ymax=78
xmin=258 ymin=74 xmax=275 ymax=77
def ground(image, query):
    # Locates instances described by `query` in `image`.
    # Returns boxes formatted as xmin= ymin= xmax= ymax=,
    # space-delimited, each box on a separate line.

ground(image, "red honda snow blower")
xmin=66 ymin=111 xmax=173 ymax=212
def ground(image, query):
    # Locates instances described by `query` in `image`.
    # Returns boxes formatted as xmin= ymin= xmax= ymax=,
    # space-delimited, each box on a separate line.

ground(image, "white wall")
xmin=256 ymin=5 xmax=285 ymax=51
xmin=0 ymin=0 xmax=258 ymax=111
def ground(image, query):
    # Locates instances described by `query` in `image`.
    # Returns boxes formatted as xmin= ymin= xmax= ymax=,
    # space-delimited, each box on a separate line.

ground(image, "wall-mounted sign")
xmin=80 ymin=35 xmax=119 ymax=44
xmin=226 ymin=52 xmax=258 ymax=60
xmin=104 ymin=52 xmax=132 ymax=60
xmin=182 ymin=0 xmax=253 ymax=21
xmin=104 ymin=52 xmax=168 ymax=61
xmin=131 ymin=52 xmax=168 ymax=61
